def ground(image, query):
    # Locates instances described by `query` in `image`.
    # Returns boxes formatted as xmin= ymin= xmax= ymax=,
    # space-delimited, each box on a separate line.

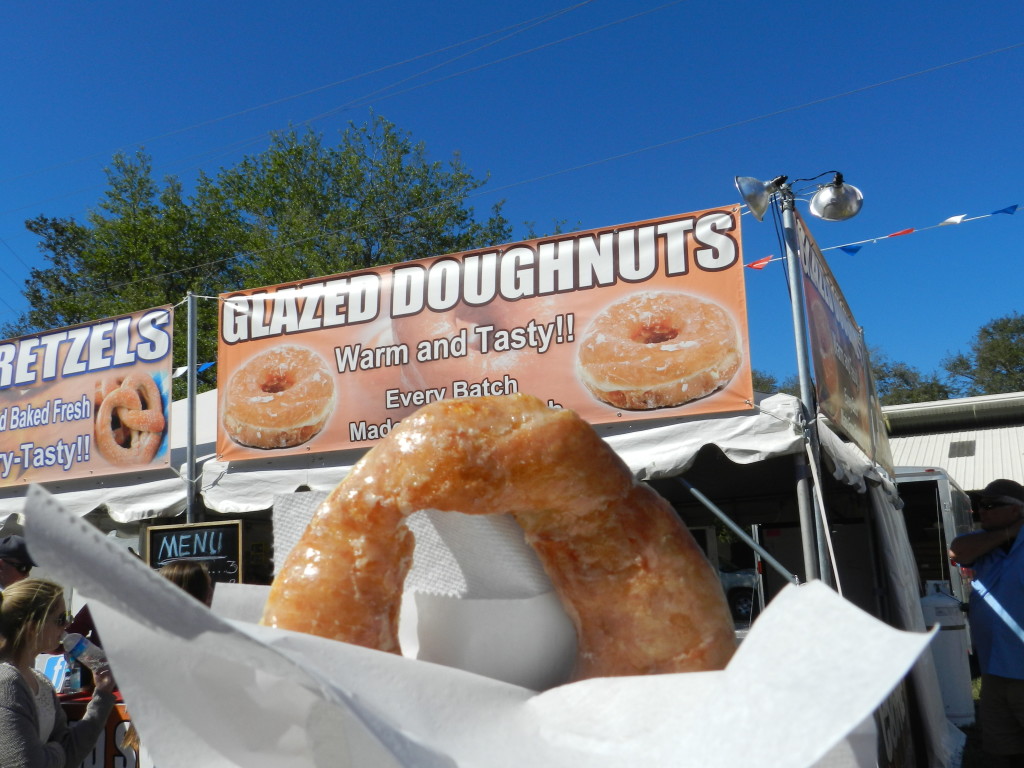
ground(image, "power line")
xmin=476 ymin=40 xmax=1024 ymax=198
xmin=0 ymin=1 xmax=598 ymax=188
xmin=0 ymin=238 xmax=30 ymax=316
xmin=1 ymin=31 xmax=1021 ymax=319
xmin=0 ymin=0 xmax=675 ymax=219
xmin=0 ymin=1 xmax=611 ymax=322
xmin=291 ymin=0 xmax=693 ymax=126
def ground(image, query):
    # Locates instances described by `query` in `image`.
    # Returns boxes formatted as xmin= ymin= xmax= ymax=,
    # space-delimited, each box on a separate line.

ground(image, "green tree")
xmin=757 ymin=353 xmax=950 ymax=406
xmin=779 ymin=374 xmax=801 ymax=397
xmin=522 ymin=218 xmax=581 ymax=240
xmin=751 ymin=369 xmax=801 ymax=397
xmin=9 ymin=151 xmax=245 ymax=395
xmin=943 ymin=312 xmax=1024 ymax=396
xmin=16 ymin=215 xmax=92 ymax=333
xmin=219 ymin=119 xmax=510 ymax=287
xmin=7 ymin=116 xmax=512 ymax=397
xmin=870 ymin=350 xmax=954 ymax=405
xmin=751 ymin=369 xmax=779 ymax=393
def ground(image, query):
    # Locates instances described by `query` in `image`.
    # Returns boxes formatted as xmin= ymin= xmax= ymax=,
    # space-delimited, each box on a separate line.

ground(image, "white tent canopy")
xmin=201 ymin=393 xmax=814 ymax=513
xmin=0 ymin=391 xmax=897 ymax=522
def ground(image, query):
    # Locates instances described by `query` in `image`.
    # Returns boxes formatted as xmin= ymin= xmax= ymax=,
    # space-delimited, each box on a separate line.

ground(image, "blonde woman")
xmin=0 ymin=578 xmax=114 ymax=767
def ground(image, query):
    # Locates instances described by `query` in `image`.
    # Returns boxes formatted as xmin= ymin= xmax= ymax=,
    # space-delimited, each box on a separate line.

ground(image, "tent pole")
xmin=186 ymin=291 xmax=201 ymax=524
xmin=677 ymin=477 xmax=799 ymax=585
xmin=779 ymin=191 xmax=823 ymax=583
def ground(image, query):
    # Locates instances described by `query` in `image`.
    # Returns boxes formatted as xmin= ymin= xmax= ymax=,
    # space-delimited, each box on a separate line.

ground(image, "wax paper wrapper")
xmin=24 ymin=485 xmax=934 ymax=767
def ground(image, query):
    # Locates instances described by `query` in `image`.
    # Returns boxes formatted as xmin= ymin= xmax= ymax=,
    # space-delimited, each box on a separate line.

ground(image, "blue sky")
xmin=2 ymin=0 xmax=1022 ymax=381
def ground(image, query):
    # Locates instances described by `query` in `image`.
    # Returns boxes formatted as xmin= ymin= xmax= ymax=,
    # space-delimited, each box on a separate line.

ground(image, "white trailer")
xmin=894 ymin=466 xmax=975 ymax=604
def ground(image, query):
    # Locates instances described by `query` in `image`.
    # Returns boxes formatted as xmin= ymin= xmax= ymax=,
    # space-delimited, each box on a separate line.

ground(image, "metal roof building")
xmin=883 ymin=391 xmax=1024 ymax=492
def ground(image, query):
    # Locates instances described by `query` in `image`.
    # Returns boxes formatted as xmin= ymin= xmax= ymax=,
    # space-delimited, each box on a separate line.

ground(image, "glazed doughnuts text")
xmin=262 ymin=393 xmax=736 ymax=680
xmin=222 ymin=345 xmax=336 ymax=449
xmin=576 ymin=291 xmax=742 ymax=410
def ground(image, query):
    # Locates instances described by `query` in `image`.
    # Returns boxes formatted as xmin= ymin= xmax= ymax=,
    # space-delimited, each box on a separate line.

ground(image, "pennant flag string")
xmin=743 ymin=202 xmax=1018 ymax=268
xmin=820 ymin=203 xmax=1019 ymax=253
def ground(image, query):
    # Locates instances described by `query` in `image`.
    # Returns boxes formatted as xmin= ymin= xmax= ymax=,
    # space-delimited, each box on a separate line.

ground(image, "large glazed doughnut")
xmin=94 ymin=373 xmax=166 ymax=465
xmin=223 ymin=345 xmax=336 ymax=449
xmin=576 ymin=291 xmax=742 ymax=410
xmin=262 ymin=393 xmax=736 ymax=680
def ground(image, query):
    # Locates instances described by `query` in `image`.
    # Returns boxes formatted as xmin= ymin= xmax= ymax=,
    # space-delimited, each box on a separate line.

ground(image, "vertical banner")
xmin=217 ymin=207 xmax=754 ymax=460
xmin=865 ymin=363 xmax=895 ymax=477
xmin=795 ymin=213 xmax=894 ymax=475
xmin=0 ymin=306 xmax=174 ymax=487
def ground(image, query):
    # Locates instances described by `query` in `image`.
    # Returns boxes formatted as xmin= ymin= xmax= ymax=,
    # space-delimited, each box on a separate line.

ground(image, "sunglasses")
xmin=52 ymin=611 xmax=73 ymax=629
xmin=2 ymin=560 xmax=31 ymax=575
xmin=978 ymin=500 xmax=1011 ymax=511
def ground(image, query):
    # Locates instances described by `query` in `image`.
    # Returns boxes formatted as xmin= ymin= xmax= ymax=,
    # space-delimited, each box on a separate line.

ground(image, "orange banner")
xmin=0 ymin=307 xmax=174 ymax=486
xmin=216 ymin=207 xmax=753 ymax=460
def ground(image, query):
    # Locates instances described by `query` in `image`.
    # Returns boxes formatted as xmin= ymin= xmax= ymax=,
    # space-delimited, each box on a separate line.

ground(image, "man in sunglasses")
xmin=949 ymin=479 xmax=1024 ymax=767
xmin=0 ymin=535 xmax=35 ymax=589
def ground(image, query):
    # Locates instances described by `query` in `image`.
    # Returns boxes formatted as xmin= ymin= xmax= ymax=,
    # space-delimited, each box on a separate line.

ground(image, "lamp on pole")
xmin=733 ymin=172 xmax=864 ymax=583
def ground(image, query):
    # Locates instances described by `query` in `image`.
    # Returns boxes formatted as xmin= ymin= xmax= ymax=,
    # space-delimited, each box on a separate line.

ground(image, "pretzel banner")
xmin=0 ymin=307 xmax=174 ymax=487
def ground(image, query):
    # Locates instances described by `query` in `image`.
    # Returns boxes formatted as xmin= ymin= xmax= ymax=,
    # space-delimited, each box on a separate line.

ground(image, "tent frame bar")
xmin=676 ymin=477 xmax=800 ymax=586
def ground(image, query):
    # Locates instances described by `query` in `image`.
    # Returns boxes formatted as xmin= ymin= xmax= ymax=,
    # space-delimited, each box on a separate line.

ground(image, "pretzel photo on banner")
xmin=94 ymin=373 xmax=166 ymax=465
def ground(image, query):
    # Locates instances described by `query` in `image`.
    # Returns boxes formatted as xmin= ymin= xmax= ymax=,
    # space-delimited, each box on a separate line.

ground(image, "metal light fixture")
xmin=732 ymin=169 xmax=864 ymax=586
xmin=808 ymin=172 xmax=863 ymax=222
xmin=733 ymin=175 xmax=786 ymax=222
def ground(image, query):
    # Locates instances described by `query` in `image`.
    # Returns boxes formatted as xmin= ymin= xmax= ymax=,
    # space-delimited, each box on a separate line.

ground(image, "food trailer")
xmin=895 ymin=466 xmax=975 ymax=603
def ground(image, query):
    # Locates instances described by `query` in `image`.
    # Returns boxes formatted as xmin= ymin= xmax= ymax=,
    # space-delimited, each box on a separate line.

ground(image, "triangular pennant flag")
xmin=939 ymin=214 xmax=966 ymax=226
xmin=887 ymin=228 xmax=914 ymax=238
xmin=992 ymin=204 xmax=1019 ymax=215
xmin=839 ymin=245 xmax=863 ymax=255
xmin=746 ymin=255 xmax=774 ymax=270
xmin=173 ymin=362 xmax=216 ymax=377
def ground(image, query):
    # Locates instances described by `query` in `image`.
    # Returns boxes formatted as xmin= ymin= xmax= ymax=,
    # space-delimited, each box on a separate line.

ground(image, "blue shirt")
xmin=969 ymin=533 xmax=1024 ymax=679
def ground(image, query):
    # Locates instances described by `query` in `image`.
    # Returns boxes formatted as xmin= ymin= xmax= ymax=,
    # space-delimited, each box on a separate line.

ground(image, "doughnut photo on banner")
xmin=222 ymin=345 xmax=336 ymax=450
xmin=575 ymin=291 xmax=743 ymax=410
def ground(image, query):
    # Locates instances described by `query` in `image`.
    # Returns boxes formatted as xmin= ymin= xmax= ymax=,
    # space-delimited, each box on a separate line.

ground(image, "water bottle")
xmin=61 ymin=633 xmax=110 ymax=676
xmin=62 ymin=658 xmax=82 ymax=694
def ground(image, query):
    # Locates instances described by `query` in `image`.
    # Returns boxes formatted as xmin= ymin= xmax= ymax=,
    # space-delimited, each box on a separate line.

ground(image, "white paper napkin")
xmin=24 ymin=485 xmax=935 ymax=768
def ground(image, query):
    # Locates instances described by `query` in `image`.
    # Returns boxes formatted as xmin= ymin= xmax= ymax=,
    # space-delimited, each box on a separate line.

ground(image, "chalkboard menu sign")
xmin=147 ymin=521 xmax=244 ymax=584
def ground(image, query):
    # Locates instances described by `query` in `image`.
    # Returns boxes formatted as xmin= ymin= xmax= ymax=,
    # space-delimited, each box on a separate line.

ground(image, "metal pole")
xmin=678 ymin=478 xmax=799 ymax=585
xmin=186 ymin=291 xmax=200 ymax=524
xmin=779 ymin=188 xmax=822 ymax=583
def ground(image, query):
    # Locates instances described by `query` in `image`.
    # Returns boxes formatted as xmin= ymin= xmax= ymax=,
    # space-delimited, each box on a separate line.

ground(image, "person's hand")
xmin=92 ymin=666 xmax=115 ymax=696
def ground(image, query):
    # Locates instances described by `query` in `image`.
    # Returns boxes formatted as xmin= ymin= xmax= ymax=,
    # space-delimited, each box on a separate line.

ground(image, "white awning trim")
xmin=0 ymin=391 xmax=898 ymax=522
